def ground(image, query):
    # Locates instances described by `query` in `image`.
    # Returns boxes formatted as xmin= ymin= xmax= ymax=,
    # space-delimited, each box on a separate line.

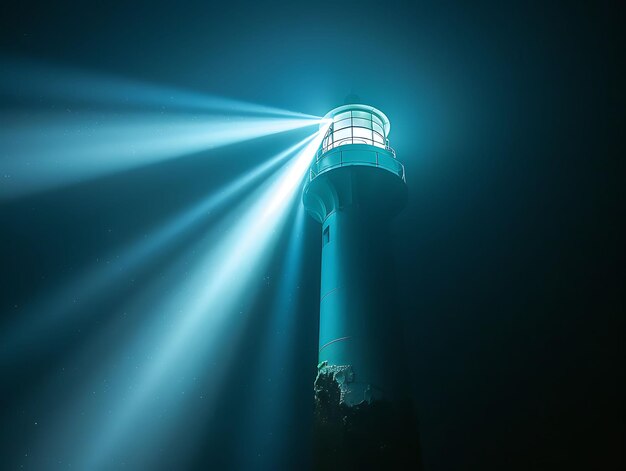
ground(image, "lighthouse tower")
xmin=304 ymin=103 xmax=419 ymax=468
xmin=304 ymin=103 xmax=407 ymax=404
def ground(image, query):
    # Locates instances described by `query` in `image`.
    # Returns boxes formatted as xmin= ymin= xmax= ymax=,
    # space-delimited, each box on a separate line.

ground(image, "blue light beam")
xmin=0 ymin=132 xmax=318 ymax=363
xmin=77 ymin=122 xmax=330 ymax=470
xmin=0 ymin=57 xmax=319 ymax=119
xmin=237 ymin=202 xmax=307 ymax=470
xmin=0 ymin=111 xmax=320 ymax=198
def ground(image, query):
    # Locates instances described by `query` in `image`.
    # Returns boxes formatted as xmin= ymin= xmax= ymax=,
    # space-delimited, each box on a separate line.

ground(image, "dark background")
xmin=0 ymin=1 xmax=623 ymax=470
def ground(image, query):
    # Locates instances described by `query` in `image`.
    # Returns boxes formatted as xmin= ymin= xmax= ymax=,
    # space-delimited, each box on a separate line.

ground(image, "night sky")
xmin=0 ymin=1 xmax=622 ymax=470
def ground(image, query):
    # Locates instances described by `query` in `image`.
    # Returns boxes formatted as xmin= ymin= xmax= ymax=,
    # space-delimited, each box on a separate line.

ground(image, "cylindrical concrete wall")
xmin=303 ymin=161 xmax=408 ymax=405
xmin=318 ymin=205 xmax=407 ymax=404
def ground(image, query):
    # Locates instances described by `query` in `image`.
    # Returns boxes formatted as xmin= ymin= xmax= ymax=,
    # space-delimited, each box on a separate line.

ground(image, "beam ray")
xmin=74 ymin=122 xmax=330 ymax=470
xmin=0 ymin=133 xmax=317 ymax=362
xmin=0 ymin=111 xmax=320 ymax=198
xmin=237 ymin=202 xmax=307 ymax=470
xmin=0 ymin=57 xmax=319 ymax=119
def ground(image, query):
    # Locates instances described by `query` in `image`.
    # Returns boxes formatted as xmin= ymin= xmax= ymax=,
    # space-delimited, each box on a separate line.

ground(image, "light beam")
xmin=75 ymin=122 xmax=330 ymax=470
xmin=0 ymin=133 xmax=318 ymax=362
xmin=0 ymin=57 xmax=319 ymax=119
xmin=237 ymin=202 xmax=307 ymax=470
xmin=0 ymin=111 xmax=320 ymax=198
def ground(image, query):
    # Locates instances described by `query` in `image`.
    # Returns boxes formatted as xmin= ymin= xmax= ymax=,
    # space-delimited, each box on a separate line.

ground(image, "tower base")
xmin=313 ymin=364 xmax=422 ymax=470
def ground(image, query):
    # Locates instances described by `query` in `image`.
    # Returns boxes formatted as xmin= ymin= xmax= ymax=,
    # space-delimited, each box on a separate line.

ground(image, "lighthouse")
xmin=303 ymin=103 xmax=419 ymax=468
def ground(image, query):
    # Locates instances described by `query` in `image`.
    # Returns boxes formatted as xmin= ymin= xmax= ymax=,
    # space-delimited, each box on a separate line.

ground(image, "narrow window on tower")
xmin=322 ymin=226 xmax=330 ymax=247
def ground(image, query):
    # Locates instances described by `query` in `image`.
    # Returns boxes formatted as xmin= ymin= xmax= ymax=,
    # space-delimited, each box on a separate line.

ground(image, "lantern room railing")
xmin=319 ymin=109 xmax=389 ymax=156
xmin=309 ymin=144 xmax=405 ymax=183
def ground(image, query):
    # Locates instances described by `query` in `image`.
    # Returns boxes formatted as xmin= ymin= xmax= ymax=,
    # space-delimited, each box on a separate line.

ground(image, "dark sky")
xmin=0 ymin=1 xmax=623 ymax=470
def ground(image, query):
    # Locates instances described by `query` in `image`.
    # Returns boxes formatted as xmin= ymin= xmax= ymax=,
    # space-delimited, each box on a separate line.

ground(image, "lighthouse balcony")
xmin=309 ymin=144 xmax=405 ymax=182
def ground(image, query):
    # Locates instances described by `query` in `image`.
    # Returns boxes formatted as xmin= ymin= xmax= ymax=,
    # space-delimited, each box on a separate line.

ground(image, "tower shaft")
xmin=316 ymin=169 xmax=406 ymax=405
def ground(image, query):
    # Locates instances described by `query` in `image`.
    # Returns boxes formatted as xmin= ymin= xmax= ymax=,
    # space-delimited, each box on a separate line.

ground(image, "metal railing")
xmin=319 ymin=109 xmax=391 ymax=157
xmin=315 ymin=140 xmax=396 ymax=161
xmin=309 ymin=146 xmax=405 ymax=183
